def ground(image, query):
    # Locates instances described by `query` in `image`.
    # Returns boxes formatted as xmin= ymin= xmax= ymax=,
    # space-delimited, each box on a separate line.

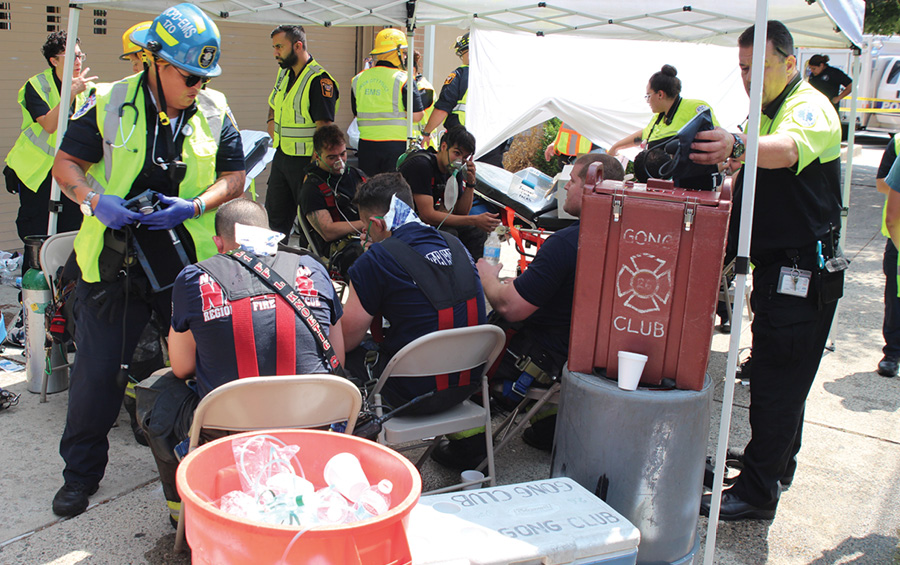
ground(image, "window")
xmin=93 ymin=9 xmax=106 ymax=35
xmin=0 ymin=2 xmax=9 ymax=30
xmin=46 ymin=5 xmax=59 ymax=32
xmin=887 ymin=61 xmax=900 ymax=85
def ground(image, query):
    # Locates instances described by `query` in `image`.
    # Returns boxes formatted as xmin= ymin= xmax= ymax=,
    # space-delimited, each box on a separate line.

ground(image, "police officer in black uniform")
xmin=691 ymin=21 xmax=844 ymax=521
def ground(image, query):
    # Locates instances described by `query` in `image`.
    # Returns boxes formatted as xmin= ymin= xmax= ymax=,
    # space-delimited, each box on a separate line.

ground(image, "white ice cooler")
xmin=409 ymin=477 xmax=641 ymax=565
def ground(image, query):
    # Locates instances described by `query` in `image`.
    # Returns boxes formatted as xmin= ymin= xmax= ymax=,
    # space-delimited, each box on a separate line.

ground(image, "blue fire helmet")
xmin=131 ymin=3 xmax=222 ymax=77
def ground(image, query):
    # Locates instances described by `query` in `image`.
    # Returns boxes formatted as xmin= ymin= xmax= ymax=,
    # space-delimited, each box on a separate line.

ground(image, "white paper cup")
xmin=617 ymin=351 xmax=648 ymax=391
xmin=460 ymin=469 xmax=485 ymax=490
xmin=323 ymin=452 xmax=370 ymax=503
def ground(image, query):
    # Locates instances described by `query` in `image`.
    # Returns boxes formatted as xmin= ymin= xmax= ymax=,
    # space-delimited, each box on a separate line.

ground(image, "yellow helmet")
xmin=370 ymin=28 xmax=407 ymax=56
xmin=120 ymin=21 xmax=151 ymax=60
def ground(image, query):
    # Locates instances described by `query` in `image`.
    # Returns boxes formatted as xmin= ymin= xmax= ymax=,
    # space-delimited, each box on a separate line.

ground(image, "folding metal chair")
xmin=368 ymin=325 xmax=506 ymax=494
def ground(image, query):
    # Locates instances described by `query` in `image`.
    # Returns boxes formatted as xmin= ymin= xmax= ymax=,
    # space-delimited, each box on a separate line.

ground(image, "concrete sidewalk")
xmin=0 ymin=138 xmax=898 ymax=564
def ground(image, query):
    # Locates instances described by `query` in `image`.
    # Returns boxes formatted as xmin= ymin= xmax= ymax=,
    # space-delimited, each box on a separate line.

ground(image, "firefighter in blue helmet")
xmin=50 ymin=3 xmax=245 ymax=518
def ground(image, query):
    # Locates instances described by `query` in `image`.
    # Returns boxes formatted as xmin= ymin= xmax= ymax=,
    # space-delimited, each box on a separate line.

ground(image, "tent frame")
xmin=48 ymin=3 xmax=863 ymax=563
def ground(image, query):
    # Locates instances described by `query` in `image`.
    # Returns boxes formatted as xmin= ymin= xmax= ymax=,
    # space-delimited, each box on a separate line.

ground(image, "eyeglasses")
xmin=172 ymin=65 xmax=211 ymax=88
xmin=644 ymin=93 xmax=654 ymax=101
xmin=55 ymin=52 xmax=86 ymax=61
xmin=774 ymin=46 xmax=793 ymax=60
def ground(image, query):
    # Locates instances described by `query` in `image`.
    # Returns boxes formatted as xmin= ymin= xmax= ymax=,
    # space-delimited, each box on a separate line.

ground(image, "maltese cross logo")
xmin=616 ymin=253 xmax=673 ymax=314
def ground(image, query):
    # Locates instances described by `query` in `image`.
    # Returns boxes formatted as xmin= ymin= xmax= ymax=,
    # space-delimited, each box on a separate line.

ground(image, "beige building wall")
xmin=0 ymin=1 xmax=367 ymax=251
xmin=429 ymin=26 xmax=468 ymax=95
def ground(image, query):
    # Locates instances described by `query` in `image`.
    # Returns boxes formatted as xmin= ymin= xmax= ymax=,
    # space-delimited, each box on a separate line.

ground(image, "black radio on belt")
xmin=160 ymin=160 xmax=187 ymax=186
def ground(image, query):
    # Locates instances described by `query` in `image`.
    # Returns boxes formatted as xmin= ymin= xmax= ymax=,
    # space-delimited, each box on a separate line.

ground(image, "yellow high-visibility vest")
xmin=268 ymin=58 xmax=335 ymax=156
xmin=5 ymin=68 xmax=92 ymax=192
xmin=74 ymin=73 xmax=228 ymax=282
xmin=554 ymin=123 xmax=592 ymax=156
xmin=352 ymin=66 xmax=408 ymax=142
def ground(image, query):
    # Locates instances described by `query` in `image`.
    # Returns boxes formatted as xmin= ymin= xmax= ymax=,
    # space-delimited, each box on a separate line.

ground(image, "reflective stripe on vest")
xmin=5 ymin=69 xmax=89 ymax=192
xmin=555 ymin=124 xmax=592 ymax=156
xmin=73 ymin=73 xmax=226 ymax=282
xmin=452 ymin=88 xmax=467 ymax=127
xmin=269 ymin=60 xmax=330 ymax=156
xmin=352 ymin=67 xmax=407 ymax=141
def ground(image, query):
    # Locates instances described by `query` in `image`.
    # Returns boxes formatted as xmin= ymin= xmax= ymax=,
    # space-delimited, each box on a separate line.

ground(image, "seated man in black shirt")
xmin=398 ymin=126 xmax=500 ymax=259
xmin=432 ymin=153 xmax=625 ymax=468
xmin=298 ymin=124 xmax=366 ymax=278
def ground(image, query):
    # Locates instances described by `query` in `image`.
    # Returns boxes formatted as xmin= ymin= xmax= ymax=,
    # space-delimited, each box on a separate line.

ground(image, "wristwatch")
xmin=80 ymin=191 xmax=98 ymax=217
xmin=730 ymin=133 xmax=746 ymax=160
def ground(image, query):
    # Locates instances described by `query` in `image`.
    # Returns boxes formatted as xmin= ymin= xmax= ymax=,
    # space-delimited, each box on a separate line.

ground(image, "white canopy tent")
xmin=54 ymin=1 xmax=864 ymax=562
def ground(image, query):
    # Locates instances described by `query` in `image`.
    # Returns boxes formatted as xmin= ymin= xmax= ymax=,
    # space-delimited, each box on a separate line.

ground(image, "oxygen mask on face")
xmin=448 ymin=159 xmax=466 ymax=178
xmin=333 ymin=158 xmax=346 ymax=175
xmin=444 ymin=160 xmax=466 ymax=211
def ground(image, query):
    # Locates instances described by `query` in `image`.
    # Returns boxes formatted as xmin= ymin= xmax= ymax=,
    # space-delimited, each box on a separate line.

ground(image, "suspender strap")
xmin=231 ymin=299 xmax=260 ymax=377
xmin=226 ymin=250 xmax=344 ymax=375
xmin=434 ymin=307 xmax=455 ymax=390
xmin=456 ymin=296 xmax=479 ymax=386
xmin=275 ymin=297 xmax=297 ymax=375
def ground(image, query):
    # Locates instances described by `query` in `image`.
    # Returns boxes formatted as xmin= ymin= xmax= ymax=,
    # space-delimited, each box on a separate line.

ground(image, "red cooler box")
xmin=569 ymin=163 xmax=731 ymax=391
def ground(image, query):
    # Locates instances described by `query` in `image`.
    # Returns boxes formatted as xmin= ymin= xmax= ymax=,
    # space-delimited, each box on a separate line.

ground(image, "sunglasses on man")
xmin=172 ymin=65 xmax=211 ymax=87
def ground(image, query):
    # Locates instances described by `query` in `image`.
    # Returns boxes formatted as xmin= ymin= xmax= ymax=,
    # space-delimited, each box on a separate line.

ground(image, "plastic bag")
xmin=231 ymin=435 xmax=304 ymax=495
xmin=0 ymin=251 xmax=22 ymax=286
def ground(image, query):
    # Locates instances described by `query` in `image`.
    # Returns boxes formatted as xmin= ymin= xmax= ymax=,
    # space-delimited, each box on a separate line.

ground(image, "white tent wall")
xmin=467 ymin=28 xmax=747 ymax=159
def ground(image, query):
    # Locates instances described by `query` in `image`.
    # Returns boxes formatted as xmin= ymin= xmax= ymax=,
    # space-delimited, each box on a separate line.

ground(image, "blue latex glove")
xmin=93 ymin=194 xmax=142 ymax=230
xmin=141 ymin=193 xmax=196 ymax=230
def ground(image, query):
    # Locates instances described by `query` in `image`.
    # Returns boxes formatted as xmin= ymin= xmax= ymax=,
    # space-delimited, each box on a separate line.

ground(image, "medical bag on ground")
xmin=568 ymin=162 xmax=731 ymax=391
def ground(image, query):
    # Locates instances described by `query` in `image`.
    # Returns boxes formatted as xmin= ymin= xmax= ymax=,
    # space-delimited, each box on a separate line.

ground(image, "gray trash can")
xmin=551 ymin=367 xmax=712 ymax=565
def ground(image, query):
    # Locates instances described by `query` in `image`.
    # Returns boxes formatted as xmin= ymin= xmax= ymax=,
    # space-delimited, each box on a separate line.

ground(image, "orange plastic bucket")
xmin=176 ymin=429 xmax=422 ymax=564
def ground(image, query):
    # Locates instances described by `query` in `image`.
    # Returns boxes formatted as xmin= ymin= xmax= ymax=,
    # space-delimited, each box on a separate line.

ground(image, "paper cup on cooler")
xmin=617 ymin=351 xmax=648 ymax=391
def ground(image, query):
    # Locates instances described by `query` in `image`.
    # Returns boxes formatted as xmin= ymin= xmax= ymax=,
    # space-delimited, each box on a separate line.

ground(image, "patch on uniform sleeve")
xmin=320 ymin=78 xmax=334 ymax=99
xmin=199 ymin=273 xmax=232 ymax=322
xmin=444 ymin=72 xmax=456 ymax=86
xmin=72 ymin=91 xmax=96 ymax=120
xmin=296 ymin=264 xmax=321 ymax=307
xmin=792 ymin=104 xmax=818 ymax=128
xmin=226 ymin=106 xmax=238 ymax=130
xmin=696 ymin=104 xmax=709 ymax=114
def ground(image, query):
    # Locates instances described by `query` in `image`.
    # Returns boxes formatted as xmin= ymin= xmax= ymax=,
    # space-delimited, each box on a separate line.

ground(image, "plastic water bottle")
xmin=354 ymin=479 xmax=393 ymax=520
xmin=483 ymin=229 xmax=502 ymax=266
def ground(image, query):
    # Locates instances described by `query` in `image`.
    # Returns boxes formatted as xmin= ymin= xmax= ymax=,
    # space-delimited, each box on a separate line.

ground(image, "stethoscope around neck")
xmin=104 ymin=72 xmax=192 ymax=156
xmin=105 ymin=74 xmax=143 ymax=153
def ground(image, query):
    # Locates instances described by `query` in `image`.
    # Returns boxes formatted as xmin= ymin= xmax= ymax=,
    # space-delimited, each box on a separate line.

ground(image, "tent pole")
xmin=827 ymin=47 xmax=862 ymax=350
xmin=702 ymin=2 xmax=769 ymax=564
xmin=406 ymin=25 xmax=415 ymax=148
xmin=424 ymin=25 xmax=435 ymax=85
xmin=48 ymin=4 xmax=82 ymax=237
